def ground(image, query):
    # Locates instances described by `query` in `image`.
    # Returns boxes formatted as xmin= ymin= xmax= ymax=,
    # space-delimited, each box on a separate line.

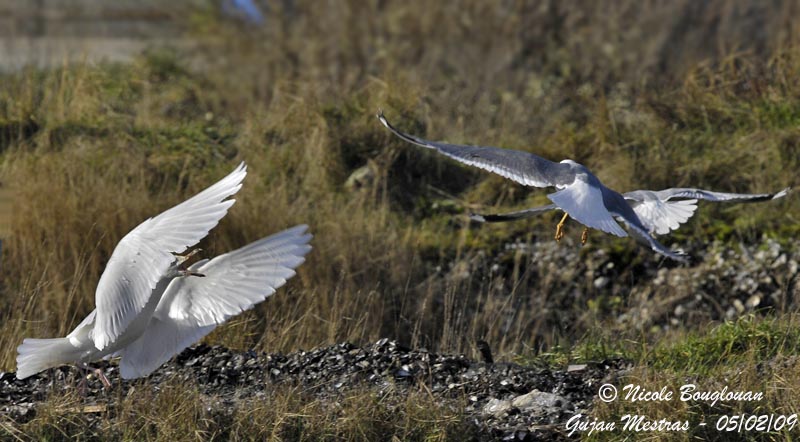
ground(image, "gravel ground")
xmin=2 ymin=238 xmax=795 ymax=440
xmin=0 ymin=340 xmax=629 ymax=440
xmin=444 ymin=235 xmax=800 ymax=337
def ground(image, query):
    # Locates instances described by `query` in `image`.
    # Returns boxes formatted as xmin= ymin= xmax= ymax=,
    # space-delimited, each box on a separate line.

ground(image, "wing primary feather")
xmin=157 ymin=225 xmax=312 ymax=328
xmin=93 ymin=162 xmax=248 ymax=350
xmin=377 ymin=112 xmax=574 ymax=188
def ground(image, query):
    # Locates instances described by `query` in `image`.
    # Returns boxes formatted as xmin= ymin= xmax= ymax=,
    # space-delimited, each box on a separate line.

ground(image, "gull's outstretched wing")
xmin=92 ymin=163 xmax=247 ymax=351
xmin=115 ymin=225 xmax=312 ymax=378
xmin=378 ymin=112 xmax=574 ymax=188
xmin=470 ymin=204 xmax=559 ymax=223
xmin=653 ymin=187 xmax=790 ymax=202
xmin=160 ymin=225 xmax=312 ymax=326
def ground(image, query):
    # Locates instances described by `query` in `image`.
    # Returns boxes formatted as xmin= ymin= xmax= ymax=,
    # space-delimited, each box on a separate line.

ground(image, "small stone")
xmin=511 ymin=390 xmax=573 ymax=414
xmin=593 ymin=276 xmax=610 ymax=289
xmin=483 ymin=398 xmax=513 ymax=417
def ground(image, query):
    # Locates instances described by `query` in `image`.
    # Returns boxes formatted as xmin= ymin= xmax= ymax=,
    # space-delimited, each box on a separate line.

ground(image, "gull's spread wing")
xmin=92 ymin=163 xmax=247 ymax=350
xmin=114 ymin=225 xmax=312 ymax=378
xmin=654 ymin=187 xmax=790 ymax=202
xmin=378 ymin=112 xmax=574 ymax=188
xmin=470 ymin=204 xmax=559 ymax=223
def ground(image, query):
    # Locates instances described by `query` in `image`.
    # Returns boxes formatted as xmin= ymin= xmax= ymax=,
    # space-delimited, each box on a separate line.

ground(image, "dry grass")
xmin=6 ymin=379 xmax=475 ymax=441
xmin=1 ymin=0 xmax=799 ymax=365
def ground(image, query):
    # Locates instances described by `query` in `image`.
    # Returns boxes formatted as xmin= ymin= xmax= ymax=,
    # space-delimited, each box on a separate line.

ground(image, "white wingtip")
xmin=469 ymin=213 xmax=487 ymax=223
xmin=772 ymin=187 xmax=791 ymax=200
xmin=377 ymin=111 xmax=390 ymax=129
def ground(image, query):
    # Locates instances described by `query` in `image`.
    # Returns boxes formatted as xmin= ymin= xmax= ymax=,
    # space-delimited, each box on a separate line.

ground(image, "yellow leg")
xmin=554 ymin=212 xmax=569 ymax=242
xmin=581 ymin=227 xmax=589 ymax=245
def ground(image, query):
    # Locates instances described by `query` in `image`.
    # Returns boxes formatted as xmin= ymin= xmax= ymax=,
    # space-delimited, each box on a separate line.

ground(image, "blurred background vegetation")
xmin=0 ymin=0 xmax=798 ymax=373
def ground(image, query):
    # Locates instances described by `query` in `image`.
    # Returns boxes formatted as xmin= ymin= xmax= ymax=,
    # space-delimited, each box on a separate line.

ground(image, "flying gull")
xmin=16 ymin=162 xmax=312 ymax=381
xmin=377 ymin=112 xmax=687 ymax=262
xmin=471 ymin=188 xmax=790 ymax=236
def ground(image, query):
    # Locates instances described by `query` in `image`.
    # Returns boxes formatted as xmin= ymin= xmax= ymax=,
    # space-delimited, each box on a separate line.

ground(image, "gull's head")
xmin=559 ymin=159 xmax=592 ymax=176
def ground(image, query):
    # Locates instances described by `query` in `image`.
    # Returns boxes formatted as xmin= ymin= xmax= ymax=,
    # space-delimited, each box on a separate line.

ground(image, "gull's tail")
xmin=16 ymin=337 xmax=82 ymax=380
xmin=631 ymin=199 xmax=698 ymax=236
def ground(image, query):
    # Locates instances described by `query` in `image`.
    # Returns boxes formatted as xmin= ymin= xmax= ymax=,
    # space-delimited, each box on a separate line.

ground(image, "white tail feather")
xmin=16 ymin=338 xmax=81 ymax=379
xmin=633 ymin=199 xmax=698 ymax=235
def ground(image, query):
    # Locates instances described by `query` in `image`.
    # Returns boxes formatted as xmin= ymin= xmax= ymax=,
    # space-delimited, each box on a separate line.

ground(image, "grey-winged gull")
xmin=471 ymin=187 xmax=790 ymax=236
xmin=377 ymin=112 xmax=687 ymax=262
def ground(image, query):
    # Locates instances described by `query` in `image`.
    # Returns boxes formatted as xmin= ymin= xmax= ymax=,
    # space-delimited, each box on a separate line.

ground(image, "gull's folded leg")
xmin=176 ymin=248 xmax=206 ymax=276
xmin=77 ymin=362 xmax=112 ymax=389
xmin=581 ymin=227 xmax=589 ymax=245
xmin=555 ymin=212 xmax=569 ymax=242
xmin=175 ymin=248 xmax=203 ymax=271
